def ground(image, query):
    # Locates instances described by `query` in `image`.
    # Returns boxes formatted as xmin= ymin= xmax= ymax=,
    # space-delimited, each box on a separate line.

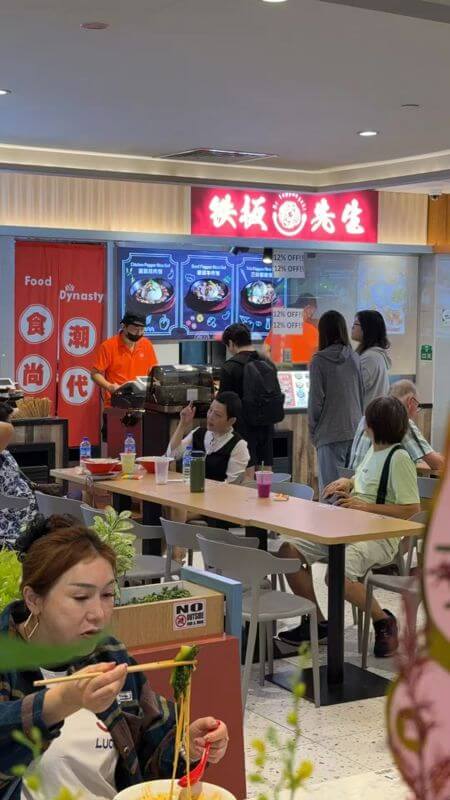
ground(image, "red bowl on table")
xmin=84 ymin=458 xmax=120 ymax=475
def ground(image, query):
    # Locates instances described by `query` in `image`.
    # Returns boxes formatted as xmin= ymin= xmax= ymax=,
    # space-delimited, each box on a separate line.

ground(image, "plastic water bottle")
xmin=182 ymin=446 xmax=193 ymax=483
xmin=124 ymin=433 xmax=136 ymax=454
xmin=79 ymin=437 xmax=91 ymax=471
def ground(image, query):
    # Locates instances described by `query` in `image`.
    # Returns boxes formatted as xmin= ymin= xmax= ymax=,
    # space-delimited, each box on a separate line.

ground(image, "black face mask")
xmin=125 ymin=331 xmax=143 ymax=343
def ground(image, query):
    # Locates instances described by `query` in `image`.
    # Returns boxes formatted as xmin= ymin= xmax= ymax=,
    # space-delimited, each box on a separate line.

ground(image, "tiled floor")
xmin=242 ymin=562 xmax=420 ymax=798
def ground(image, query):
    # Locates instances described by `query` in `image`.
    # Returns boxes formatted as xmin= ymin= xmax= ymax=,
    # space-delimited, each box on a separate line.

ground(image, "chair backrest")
xmin=160 ymin=518 xmax=205 ymax=550
xmin=337 ymin=467 xmax=355 ymax=479
xmin=35 ymin=492 xmax=84 ymax=522
xmin=271 ymin=473 xmax=291 ymax=483
xmin=410 ymin=510 xmax=429 ymax=524
xmin=417 ymin=477 xmax=438 ymax=500
xmin=197 ymin=534 xmax=301 ymax=589
xmin=196 ymin=527 xmax=259 ymax=550
xmin=275 ymin=482 xmax=314 ymax=501
xmin=0 ymin=492 xmax=29 ymax=510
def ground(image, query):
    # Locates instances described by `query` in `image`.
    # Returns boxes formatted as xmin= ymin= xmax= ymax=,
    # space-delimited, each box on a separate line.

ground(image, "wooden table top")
xmin=53 ymin=467 xmax=424 ymax=546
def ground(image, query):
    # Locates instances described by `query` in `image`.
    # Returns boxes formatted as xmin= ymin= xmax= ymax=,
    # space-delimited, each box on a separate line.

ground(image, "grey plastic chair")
xmin=243 ymin=473 xmax=292 ymax=489
xmin=417 ymin=476 xmax=438 ymax=500
xmin=361 ymin=575 xmax=421 ymax=669
xmin=81 ymin=505 xmax=180 ymax=583
xmin=0 ymin=492 xmax=29 ymax=510
xmin=356 ymin=510 xmax=427 ymax=655
xmin=274 ymin=482 xmax=314 ymax=501
xmin=35 ymin=491 xmax=84 ymax=522
xmin=197 ymin=533 xmax=321 ymax=708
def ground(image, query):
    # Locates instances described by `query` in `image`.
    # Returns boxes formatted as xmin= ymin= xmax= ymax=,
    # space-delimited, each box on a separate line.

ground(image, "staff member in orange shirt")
xmin=91 ymin=311 xmax=158 ymax=406
xmin=265 ymin=294 xmax=319 ymax=364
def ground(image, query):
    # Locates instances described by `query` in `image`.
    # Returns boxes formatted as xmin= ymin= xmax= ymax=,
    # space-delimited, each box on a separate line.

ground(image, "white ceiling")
xmin=2 ymin=0 xmax=450 ymax=188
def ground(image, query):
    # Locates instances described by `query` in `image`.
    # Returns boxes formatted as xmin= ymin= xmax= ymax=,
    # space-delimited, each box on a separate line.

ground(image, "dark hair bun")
xmin=16 ymin=513 xmax=77 ymax=560
xmin=0 ymin=401 xmax=15 ymax=423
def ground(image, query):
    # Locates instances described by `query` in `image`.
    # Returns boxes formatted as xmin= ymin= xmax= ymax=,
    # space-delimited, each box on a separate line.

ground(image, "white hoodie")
xmin=360 ymin=346 xmax=392 ymax=409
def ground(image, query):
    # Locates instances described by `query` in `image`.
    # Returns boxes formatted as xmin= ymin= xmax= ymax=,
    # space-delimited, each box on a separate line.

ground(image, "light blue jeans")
xmin=316 ymin=439 xmax=353 ymax=496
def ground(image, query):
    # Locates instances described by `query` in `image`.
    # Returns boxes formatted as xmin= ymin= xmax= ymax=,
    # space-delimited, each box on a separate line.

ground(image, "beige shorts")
xmin=290 ymin=537 xmax=401 ymax=582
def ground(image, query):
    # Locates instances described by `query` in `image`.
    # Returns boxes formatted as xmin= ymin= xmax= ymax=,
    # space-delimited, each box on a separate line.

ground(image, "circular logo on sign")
xmin=60 ymin=367 xmax=94 ymax=406
xmin=272 ymin=192 xmax=307 ymax=237
xmin=16 ymin=355 xmax=52 ymax=394
xmin=19 ymin=305 xmax=54 ymax=344
xmin=175 ymin=614 xmax=187 ymax=629
xmin=62 ymin=317 xmax=97 ymax=356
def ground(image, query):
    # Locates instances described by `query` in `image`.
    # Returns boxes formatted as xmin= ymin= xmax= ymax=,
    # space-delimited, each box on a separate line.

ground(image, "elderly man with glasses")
xmin=349 ymin=379 xmax=444 ymax=471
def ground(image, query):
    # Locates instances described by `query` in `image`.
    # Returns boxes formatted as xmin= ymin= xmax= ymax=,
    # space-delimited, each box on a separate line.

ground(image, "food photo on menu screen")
xmin=237 ymin=255 xmax=285 ymax=337
xmin=180 ymin=254 xmax=234 ymax=337
xmin=118 ymin=248 xmax=180 ymax=337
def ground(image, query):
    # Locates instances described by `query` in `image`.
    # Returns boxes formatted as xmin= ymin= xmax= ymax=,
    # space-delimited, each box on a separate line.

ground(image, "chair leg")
xmin=259 ymin=623 xmax=266 ymax=687
xmin=361 ymin=582 xmax=373 ymax=670
xmin=351 ymin=604 xmax=358 ymax=625
xmin=266 ymin=623 xmax=274 ymax=676
xmin=308 ymin=606 xmax=321 ymax=708
xmin=242 ymin=616 xmax=259 ymax=708
xmin=278 ymin=574 xmax=286 ymax=592
xmin=357 ymin=608 xmax=363 ymax=653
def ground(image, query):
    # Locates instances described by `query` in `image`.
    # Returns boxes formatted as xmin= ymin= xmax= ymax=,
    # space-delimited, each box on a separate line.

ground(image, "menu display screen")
xmin=117 ymin=247 xmax=281 ymax=340
xmin=278 ymin=370 xmax=310 ymax=410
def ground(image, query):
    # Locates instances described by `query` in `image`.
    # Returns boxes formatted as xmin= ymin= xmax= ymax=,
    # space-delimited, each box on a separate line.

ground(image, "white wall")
xmin=0 ymin=236 xmax=15 ymax=378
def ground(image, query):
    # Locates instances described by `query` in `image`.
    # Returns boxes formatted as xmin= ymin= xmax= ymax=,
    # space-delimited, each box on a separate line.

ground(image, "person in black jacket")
xmin=221 ymin=323 xmax=275 ymax=479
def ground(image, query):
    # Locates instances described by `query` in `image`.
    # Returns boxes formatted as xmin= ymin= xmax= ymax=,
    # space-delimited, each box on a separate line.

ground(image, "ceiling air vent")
xmin=161 ymin=148 xmax=276 ymax=165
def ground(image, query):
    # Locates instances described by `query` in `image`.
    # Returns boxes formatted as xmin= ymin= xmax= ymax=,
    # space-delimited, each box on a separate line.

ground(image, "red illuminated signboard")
xmin=191 ymin=187 xmax=378 ymax=243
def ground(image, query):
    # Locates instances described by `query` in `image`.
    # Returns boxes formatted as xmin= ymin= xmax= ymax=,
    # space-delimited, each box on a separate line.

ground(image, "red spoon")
xmin=178 ymin=742 xmax=211 ymax=788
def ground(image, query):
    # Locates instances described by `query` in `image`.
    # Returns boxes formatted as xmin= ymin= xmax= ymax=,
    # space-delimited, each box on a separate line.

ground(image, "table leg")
xmin=327 ymin=543 xmax=345 ymax=684
xmin=268 ymin=540 xmax=391 ymax=705
xmin=142 ymin=501 xmax=162 ymax=555
xmin=112 ymin=493 xmax=132 ymax=513
xmin=245 ymin=525 xmax=267 ymax=551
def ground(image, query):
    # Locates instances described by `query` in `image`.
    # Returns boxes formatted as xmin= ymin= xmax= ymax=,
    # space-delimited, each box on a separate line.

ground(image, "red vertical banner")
xmin=57 ymin=244 xmax=105 ymax=447
xmin=15 ymin=242 xmax=59 ymax=409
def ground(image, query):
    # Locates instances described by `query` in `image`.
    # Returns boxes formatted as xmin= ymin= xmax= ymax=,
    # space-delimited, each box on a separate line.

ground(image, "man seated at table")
xmin=349 ymin=379 xmax=444 ymax=472
xmin=166 ymin=392 xmax=250 ymax=523
xmin=278 ymin=396 xmax=420 ymax=657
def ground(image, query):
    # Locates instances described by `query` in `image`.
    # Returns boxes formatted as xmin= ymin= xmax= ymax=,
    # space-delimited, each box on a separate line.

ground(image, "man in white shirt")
xmin=168 ymin=392 xmax=250 ymax=484
xmin=349 ymin=379 xmax=444 ymax=472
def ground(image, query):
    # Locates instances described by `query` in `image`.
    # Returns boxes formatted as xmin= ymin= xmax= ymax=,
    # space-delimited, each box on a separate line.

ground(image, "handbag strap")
xmin=376 ymin=444 xmax=404 ymax=505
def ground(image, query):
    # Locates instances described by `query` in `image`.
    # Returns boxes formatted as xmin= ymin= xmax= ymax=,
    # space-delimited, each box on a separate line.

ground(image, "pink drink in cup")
xmin=256 ymin=471 xmax=273 ymax=498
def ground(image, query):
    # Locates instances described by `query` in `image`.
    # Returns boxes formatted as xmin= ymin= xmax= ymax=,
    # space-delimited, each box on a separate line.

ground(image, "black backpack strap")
xmin=376 ymin=445 xmax=405 ymax=505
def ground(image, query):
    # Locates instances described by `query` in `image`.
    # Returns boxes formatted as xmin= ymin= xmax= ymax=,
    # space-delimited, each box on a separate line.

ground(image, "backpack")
xmin=242 ymin=353 xmax=285 ymax=427
xmin=376 ymin=444 xmax=405 ymax=504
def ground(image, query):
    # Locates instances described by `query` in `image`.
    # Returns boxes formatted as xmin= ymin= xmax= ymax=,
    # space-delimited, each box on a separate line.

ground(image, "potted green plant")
xmin=0 ymin=548 xmax=22 ymax=611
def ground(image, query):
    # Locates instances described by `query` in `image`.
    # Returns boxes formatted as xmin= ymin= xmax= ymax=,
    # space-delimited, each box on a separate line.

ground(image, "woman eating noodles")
xmin=0 ymin=515 xmax=228 ymax=799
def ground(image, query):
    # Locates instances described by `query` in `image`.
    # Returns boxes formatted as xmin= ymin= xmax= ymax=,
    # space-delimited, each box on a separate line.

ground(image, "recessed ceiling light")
xmin=80 ymin=21 xmax=109 ymax=30
xmin=401 ymin=103 xmax=420 ymax=109
xmin=0 ymin=89 xmax=11 ymax=96
xmin=261 ymin=0 xmax=289 ymax=3
xmin=358 ymin=130 xmax=379 ymax=137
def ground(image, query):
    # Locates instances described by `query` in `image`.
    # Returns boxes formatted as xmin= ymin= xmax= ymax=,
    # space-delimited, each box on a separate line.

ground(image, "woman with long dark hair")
xmin=308 ymin=310 xmax=364 ymax=492
xmin=351 ymin=309 xmax=391 ymax=408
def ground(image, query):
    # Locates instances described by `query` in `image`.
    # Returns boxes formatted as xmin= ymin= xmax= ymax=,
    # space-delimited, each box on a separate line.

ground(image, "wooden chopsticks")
xmin=33 ymin=659 xmax=197 ymax=687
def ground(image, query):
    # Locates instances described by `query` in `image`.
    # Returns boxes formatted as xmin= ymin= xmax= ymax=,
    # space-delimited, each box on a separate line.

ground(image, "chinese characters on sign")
xmin=191 ymin=188 xmax=378 ymax=243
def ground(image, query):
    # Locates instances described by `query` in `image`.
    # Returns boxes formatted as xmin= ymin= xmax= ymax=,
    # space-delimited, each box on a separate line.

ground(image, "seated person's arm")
xmin=167 ymin=402 xmax=196 ymax=459
xmin=422 ymin=450 xmax=445 ymax=471
xmin=226 ymin=439 xmax=250 ymax=483
xmin=338 ymin=451 xmax=420 ymax=519
xmin=0 ymin=420 xmax=14 ymax=451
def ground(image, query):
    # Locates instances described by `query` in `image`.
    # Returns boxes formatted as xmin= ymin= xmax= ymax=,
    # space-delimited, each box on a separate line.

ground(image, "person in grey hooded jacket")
xmin=351 ymin=309 xmax=392 ymax=408
xmin=308 ymin=310 xmax=364 ymax=493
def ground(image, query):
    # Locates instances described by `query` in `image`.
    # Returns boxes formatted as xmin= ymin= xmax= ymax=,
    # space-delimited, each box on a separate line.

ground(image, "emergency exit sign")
xmin=420 ymin=345 xmax=433 ymax=361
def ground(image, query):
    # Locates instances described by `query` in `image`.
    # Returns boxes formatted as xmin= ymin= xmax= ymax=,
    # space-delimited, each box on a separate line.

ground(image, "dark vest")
xmin=191 ymin=427 xmax=242 ymax=483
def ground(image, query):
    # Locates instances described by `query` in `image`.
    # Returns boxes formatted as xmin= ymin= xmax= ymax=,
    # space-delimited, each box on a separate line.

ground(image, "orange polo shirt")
xmin=92 ymin=333 xmax=158 ymax=406
xmin=265 ymin=322 xmax=319 ymax=365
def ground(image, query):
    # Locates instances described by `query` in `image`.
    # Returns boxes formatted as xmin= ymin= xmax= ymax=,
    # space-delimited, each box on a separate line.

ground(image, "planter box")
xmin=112 ymin=580 xmax=224 ymax=649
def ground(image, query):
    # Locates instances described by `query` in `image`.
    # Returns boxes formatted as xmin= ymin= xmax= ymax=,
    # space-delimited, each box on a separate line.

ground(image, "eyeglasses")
xmin=410 ymin=396 xmax=422 ymax=408
xmin=352 ymin=321 xmax=361 ymax=328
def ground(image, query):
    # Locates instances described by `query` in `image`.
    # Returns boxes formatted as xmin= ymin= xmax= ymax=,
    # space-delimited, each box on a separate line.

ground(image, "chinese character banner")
xmin=14 ymin=242 xmax=60 ymax=408
xmin=15 ymin=242 xmax=105 ymax=447
xmin=57 ymin=244 xmax=105 ymax=447
xmin=191 ymin=187 xmax=379 ymax=243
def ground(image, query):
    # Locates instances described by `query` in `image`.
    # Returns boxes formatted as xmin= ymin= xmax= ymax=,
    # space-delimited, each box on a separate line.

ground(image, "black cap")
xmin=121 ymin=311 xmax=147 ymax=327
